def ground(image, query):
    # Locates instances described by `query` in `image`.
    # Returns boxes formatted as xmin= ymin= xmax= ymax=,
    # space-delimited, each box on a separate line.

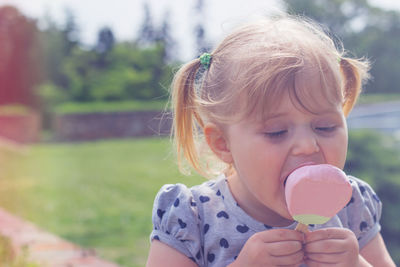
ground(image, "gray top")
xmin=150 ymin=175 xmax=381 ymax=267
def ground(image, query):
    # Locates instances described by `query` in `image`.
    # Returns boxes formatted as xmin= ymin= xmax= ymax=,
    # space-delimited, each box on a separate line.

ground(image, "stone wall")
xmin=53 ymin=110 xmax=172 ymax=141
xmin=0 ymin=113 xmax=41 ymax=143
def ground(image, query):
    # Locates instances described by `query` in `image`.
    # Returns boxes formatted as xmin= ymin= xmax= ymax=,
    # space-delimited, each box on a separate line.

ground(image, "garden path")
xmin=0 ymin=203 xmax=120 ymax=266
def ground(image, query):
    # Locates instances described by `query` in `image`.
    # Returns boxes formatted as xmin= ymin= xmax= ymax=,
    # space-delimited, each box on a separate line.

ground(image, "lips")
xmin=283 ymin=162 xmax=318 ymax=186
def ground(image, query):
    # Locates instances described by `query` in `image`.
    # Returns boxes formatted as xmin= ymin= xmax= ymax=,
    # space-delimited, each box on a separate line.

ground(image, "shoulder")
xmin=347 ymin=176 xmax=382 ymax=217
xmin=348 ymin=177 xmax=380 ymax=201
xmin=343 ymin=176 xmax=382 ymax=249
xmin=151 ymin=183 xmax=200 ymax=239
xmin=153 ymin=183 xmax=198 ymax=213
xmin=150 ymin=178 xmax=223 ymax=265
xmin=152 ymin=178 xmax=222 ymax=221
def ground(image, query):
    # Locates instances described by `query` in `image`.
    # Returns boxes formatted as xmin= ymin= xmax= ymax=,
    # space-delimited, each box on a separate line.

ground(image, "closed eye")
xmin=315 ymin=126 xmax=336 ymax=132
xmin=265 ymin=130 xmax=288 ymax=138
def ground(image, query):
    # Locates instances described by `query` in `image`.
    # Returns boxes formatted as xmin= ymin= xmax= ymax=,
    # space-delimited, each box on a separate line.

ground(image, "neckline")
xmin=215 ymin=174 xmax=297 ymax=231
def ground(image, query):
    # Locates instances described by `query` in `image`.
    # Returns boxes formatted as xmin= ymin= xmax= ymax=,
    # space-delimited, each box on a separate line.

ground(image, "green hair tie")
xmin=199 ymin=53 xmax=212 ymax=69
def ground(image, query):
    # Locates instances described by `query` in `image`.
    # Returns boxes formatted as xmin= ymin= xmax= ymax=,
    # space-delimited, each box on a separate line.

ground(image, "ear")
xmin=204 ymin=124 xmax=233 ymax=164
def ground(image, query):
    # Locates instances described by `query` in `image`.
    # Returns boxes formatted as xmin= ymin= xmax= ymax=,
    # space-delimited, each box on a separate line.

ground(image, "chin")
xmin=282 ymin=212 xmax=294 ymax=222
xmin=276 ymin=207 xmax=294 ymax=223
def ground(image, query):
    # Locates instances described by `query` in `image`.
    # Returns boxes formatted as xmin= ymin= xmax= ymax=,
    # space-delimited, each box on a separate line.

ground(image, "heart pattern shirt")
xmin=150 ymin=175 xmax=382 ymax=266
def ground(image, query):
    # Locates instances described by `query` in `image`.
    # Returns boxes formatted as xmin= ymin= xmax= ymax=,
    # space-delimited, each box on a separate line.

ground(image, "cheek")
xmin=230 ymin=138 xmax=275 ymax=173
xmin=235 ymin=143 xmax=284 ymax=185
xmin=339 ymin=136 xmax=348 ymax=167
xmin=324 ymin=132 xmax=348 ymax=168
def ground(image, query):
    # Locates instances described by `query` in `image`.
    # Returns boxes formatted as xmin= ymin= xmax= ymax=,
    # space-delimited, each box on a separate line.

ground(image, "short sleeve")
xmin=346 ymin=177 xmax=382 ymax=249
xmin=150 ymin=183 xmax=202 ymax=264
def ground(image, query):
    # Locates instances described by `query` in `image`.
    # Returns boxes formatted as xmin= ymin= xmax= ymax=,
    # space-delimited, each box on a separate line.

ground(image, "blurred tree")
xmin=345 ymin=130 xmax=400 ymax=264
xmin=37 ymin=11 xmax=84 ymax=129
xmin=57 ymin=42 xmax=171 ymax=102
xmin=91 ymin=43 xmax=155 ymax=101
xmin=284 ymin=0 xmax=371 ymax=39
xmin=95 ymin=26 xmax=115 ymax=54
xmin=61 ymin=47 xmax=95 ymax=101
xmin=38 ymin=3 xmax=175 ymax=107
xmin=193 ymin=0 xmax=211 ymax=55
xmin=347 ymin=10 xmax=400 ymax=93
xmin=39 ymin=8 xmax=82 ymax=93
xmin=40 ymin=15 xmax=69 ymax=90
xmin=131 ymin=3 xmax=176 ymax=100
xmin=283 ymin=0 xmax=400 ymax=94
xmin=0 ymin=5 xmax=43 ymax=107
xmin=94 ymin=26 xmax=115 ymax=70
xmin=61 ymin=8 xmax=80 ymax=56
xmin=155 ymin=11 xmax=177 ymax=63
xmin=136 ymin=3 xmax=156 ymax=46
xmin=136 ymin=4 xmax=176 ymax=61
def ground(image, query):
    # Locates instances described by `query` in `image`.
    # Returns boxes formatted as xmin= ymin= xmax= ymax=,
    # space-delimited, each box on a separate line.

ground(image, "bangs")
xmin=236 ymin=54 xmax=343 ymax=122
xmin=291 ymin=59 xmax=343 ymax=113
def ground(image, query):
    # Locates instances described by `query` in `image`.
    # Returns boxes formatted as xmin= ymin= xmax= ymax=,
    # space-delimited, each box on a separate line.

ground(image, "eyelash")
xmin=265 ymin=126 xmax=336 ymax=138
xmin=265 ymin=130 xmax=288 ymax=138
xmin=315 ymin=126 xmax=336 ymax=132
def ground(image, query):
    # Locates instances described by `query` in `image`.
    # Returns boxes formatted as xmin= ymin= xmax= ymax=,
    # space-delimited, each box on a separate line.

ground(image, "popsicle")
xmin=284 ymin=164 xmax=352 ymax=233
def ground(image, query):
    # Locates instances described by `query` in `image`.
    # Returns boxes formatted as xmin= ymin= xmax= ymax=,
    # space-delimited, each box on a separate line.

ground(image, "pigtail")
xmin=339 ymin=57 xmax=370 ymax=116
xmin=171 ymin=59 xmax=205 ymax=175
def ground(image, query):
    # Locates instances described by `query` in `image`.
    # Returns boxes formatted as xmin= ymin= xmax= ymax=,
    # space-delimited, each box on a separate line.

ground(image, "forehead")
xmin=267 ymin=90 xmax=341 ymax=118
xmin=292 ymin=64 xmax=342 ymax=111
xmin=251 ymin=63 xmax=343 ymax=122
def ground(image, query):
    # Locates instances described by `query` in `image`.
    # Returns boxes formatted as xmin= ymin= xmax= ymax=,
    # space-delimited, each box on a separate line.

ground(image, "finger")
xmin=304 ymin=238 xmax=348 ymax=254
xmin=269 ymin=249 xmax=304 ymax=266
xmin=267 ymin=240 xmax=303 ymax=256
xmin=258 ymin=229 xmax=304 ymax=243
xmin=305 ymin=251 xmax=345 ymax=264
xmin=304 ymin=228 xmax=351 ymax=243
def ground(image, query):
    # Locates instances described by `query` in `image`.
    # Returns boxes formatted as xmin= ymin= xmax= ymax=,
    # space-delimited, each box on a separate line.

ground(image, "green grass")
xmin=54 ymin=100 xmax=168 ymax=114
xmin=0 ymin=138 xmax=203 ymax=267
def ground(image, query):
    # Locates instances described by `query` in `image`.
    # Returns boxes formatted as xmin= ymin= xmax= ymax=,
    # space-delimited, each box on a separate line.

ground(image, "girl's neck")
xmin=226 ymin=174 xmax=294 ymax=227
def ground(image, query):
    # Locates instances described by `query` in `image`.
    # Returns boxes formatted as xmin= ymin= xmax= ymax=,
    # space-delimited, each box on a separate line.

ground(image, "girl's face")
xmin=224 ymin=91 xmax=348 ymax=227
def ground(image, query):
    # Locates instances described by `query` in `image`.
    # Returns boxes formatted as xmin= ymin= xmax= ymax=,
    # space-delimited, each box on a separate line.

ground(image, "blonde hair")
xmin=171 ymin=15 xmax=370 ymax=176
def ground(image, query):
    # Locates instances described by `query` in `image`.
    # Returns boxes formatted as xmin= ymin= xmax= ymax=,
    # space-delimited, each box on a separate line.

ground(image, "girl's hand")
xmin=230 ymin=229 xmax=304 ymax=267
xmin=304 ymin=228 xmax=360 ymax=267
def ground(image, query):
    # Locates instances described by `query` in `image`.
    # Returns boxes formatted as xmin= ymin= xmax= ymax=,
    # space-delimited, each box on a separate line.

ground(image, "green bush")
xmin=345 ymin=130 xmax=400 ymax=264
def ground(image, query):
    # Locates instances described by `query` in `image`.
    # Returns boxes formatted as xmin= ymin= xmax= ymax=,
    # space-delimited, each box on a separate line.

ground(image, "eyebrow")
xmin=264 ymin=112 xmax=288 ymax=119
xmin=264 ymin=109 xmax=341 ymax=120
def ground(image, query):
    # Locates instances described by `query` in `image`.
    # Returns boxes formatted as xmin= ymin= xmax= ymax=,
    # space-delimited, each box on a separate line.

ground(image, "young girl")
xmin=146 ymin=15 xmax=395 ymax=267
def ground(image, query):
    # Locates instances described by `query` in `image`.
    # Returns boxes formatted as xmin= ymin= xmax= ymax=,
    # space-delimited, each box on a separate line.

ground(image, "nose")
xmin=291 ymin=128 xmax=320 ymax=156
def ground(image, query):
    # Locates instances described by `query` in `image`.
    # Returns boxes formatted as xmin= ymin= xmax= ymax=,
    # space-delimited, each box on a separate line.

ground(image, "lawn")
xmin=0 ymin=138 xmax=204 ymax=267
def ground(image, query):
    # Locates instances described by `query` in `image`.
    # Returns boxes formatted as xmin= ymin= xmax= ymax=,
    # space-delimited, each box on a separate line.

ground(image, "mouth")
xmin=283 ymin=162 xmax=318 ymax=187
xmin=283 ymin=176 xmax=289 ymax=187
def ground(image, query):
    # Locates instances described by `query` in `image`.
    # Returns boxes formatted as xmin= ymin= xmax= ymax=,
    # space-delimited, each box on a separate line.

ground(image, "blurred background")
xmin=0 ymin=0 xmax=399 ymax=266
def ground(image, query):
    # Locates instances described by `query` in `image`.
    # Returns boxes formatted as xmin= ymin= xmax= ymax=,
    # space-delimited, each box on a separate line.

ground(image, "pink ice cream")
xmin=285 ymin=164 xmax=352 ymax=225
